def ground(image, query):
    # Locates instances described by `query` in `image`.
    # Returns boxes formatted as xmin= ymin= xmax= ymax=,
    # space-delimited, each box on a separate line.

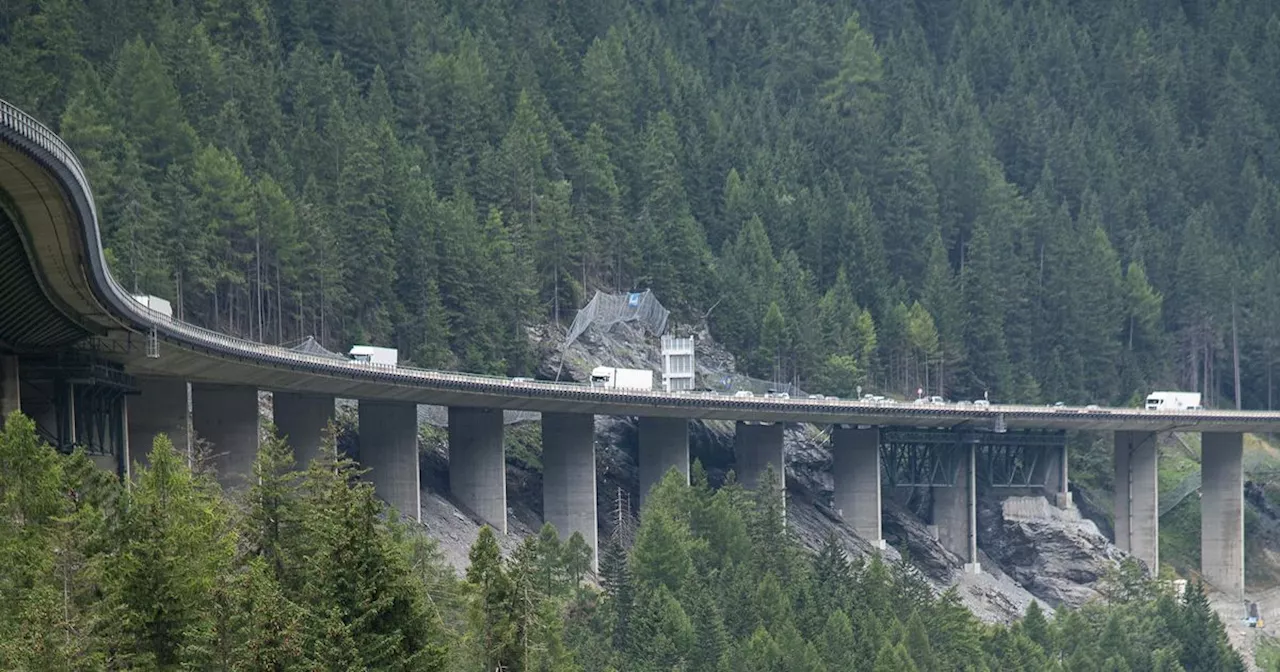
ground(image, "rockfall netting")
xmin=563 ymin=290 xmax=670 ymax=348
xmin=289 ymin=335 xmax=346 ymax=360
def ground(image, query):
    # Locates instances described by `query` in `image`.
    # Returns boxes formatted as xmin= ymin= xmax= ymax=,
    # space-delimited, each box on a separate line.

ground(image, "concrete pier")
xmin=832 ymin=426 xmax=884 ymax=548
xmin=1114 ymin=431 xmax=1159 ymax=574
xmin=273 ymin=392 xmax=335 ymax=467
xmin=542 ymin=413 xmax=598 ymax=569
xmin=734 ymin=421 xmax=785 ymax=491
xmin=449 ymin=407 xmax=507 ymax=533
xmin=1202 ymin=432 xmax=1244 ymax=598
xmin=192 ymin=383 xmax=259 ymax=486
xmin=127 ymin=377 xmax=190 ymax=470
xmin=1044 ymin=443 xmax=1072 ymax=508
xmin=1 ymin=355 xmax=18 ymax=421
xmin=638 ymin=416 xmax=689 ymax=510
xmin=359 ymin=401 xmax=421 ymax=522
xmin=933 ymin=444 xmax=979 ymax=572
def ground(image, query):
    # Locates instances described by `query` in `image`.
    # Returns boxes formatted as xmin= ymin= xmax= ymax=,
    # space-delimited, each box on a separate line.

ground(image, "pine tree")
xmin=598 ymin=534 xmax=634 ymax=652
xmin=872 ymin=641 xmax=918 ymax=672
xmin=293 ymin=437 xmax=449 ymax=670
xmin=467 ymin=526 xmax=516 ymax=670
xmin=96 ymin=434 xmax=234 ymax=667
xmin=629 ymin=471 xmax=695 ymax=594
xmin=243 ymin=424 xmax=301 ymax=582
xmin=750 ymin=465 xmax=790 ymax=581
xmin=562 ymin=532 xmax=594 ymax=586
xmin=0 ymin=412 xmax=91 ymax=669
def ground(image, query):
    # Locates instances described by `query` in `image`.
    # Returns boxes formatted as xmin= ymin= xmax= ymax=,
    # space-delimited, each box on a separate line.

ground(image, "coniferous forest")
xmin=0 ymin=412 xmax=1249 ymax=670
xmin=5 ymin=0 xmax=1280 ymax=406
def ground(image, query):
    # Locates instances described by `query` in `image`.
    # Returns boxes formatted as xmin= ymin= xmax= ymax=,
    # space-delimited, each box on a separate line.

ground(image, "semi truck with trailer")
xmin=590 ymin=366 xmax=654 ymax=390
xmin=1144 ymin=391 xmax=1202 ymax=411
xmin=349 ymin=345 xmax=399 ymax=366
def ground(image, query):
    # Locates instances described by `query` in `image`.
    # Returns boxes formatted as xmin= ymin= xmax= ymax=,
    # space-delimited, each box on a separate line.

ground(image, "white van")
xmin=1145 ymin=391 xmax=1202 ymax=411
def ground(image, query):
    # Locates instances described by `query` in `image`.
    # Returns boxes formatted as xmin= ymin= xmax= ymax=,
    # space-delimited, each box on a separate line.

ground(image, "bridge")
xmin=0 ymin=99 xmax=1272 ymax=594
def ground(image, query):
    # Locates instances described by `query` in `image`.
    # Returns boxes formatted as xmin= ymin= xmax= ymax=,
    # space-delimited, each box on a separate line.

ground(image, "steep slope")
xmin=402 ymin=320 xmax=1141 ymax=623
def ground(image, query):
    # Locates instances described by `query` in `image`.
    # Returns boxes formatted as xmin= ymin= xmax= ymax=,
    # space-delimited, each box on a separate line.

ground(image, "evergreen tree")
xmin=96 ymin=434 xmax=234 ymax=667
xmin=466 ymin=526 xmax=516 ymax=670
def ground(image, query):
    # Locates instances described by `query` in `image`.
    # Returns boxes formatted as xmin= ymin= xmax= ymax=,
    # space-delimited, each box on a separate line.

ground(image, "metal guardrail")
xmin=8 ymin=97 xmax=1280 ymax=427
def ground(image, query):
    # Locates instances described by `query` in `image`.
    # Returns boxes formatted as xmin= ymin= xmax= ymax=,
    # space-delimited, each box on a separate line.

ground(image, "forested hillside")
xmin=0 ymin=412 xmax=1248 ymax=670
xmin=3 ymin=0 xmax=1280 ymax=407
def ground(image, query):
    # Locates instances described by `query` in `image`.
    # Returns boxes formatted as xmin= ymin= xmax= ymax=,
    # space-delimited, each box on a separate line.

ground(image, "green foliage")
xmin=10 ymin=0 xmax=1279 ymax=404
xmin=0 ymin=410 xmax=1252 ymax=669
xmin=0 ymin=412 xmax=451 ymax=670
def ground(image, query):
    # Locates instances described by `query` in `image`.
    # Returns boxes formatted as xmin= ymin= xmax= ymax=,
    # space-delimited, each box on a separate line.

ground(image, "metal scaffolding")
xmin=879 ymin=427 xmax=1066 ymax=489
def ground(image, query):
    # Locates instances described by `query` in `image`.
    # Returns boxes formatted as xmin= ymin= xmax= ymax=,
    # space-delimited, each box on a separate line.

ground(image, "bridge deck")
xmin=5 ymin=98 xmax=1280 ymax=435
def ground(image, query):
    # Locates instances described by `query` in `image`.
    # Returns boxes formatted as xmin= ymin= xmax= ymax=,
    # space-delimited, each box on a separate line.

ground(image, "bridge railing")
xmin=9 ymin=98 xmax=1280 ymax=422
xmin=0 ymin=98 xmax=606 ymax=393
xmin=0 ymin=100 xmax=100 ymax=228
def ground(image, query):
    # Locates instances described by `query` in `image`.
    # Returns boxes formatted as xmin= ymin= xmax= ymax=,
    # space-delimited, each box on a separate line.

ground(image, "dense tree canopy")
xmin=0 ymin=413 xmax=1248 ymax=669
xmin=4 ymin=0 xmax=1279 ymax=407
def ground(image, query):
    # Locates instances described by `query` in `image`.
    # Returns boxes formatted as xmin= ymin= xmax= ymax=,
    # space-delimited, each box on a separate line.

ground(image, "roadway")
xmin=5 ymin=97 xmax=1280 ymax=435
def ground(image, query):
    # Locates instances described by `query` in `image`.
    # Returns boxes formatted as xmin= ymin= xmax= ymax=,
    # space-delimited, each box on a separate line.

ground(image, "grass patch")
xmin=1256 ymin=634 xmax=1280 ymax=671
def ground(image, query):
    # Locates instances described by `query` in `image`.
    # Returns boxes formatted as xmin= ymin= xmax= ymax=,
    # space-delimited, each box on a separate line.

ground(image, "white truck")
xmin=1145 ymin=391 xmax=1202 ymax=411
xmin=132 ymin=294 xmax=173 ymax=318
xmin=590 ymin=366 xmax=654 ymax=390
xmin=349 ymin=345 xmax=398 ymax=366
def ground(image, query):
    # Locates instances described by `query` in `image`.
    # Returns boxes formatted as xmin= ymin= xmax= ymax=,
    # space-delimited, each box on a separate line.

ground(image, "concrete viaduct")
xmin=1 ymin=98 xmax=1276 ymax=595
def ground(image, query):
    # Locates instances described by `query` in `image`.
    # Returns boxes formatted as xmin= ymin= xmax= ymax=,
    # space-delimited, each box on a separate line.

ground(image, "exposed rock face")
xmin=404 ymin=320 xmax=1109 ymax=623
xmin=882 ymin=498 xmax=964 ymax=581
xmin=977 ymin=495 xmax=1125 ymax=608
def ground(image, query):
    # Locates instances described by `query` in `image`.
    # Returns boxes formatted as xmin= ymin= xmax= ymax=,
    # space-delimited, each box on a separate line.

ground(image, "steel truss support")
xmin=881 ymin=443 xmax=961 ymax=487
xmin=981 ymin=444 xmax=1050 ymax=488
xmin=22 ymin=353 xmax=136 ymax=476
xmin=880 ymin=428 xmax=1066 ymax=489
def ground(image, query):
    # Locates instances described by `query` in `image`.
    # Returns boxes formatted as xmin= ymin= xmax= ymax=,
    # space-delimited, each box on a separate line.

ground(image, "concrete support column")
xmin=192 ymin=383 xmax=259 ymax=487
xmin=1202 ymin=432 xmax=1244 ymax=599
xmin=127 ymin=378 xmax=190 ymax=472
xmin=832 ymin=426 xmax=884 ymax=549
xmin=542 ymin=413 xmax=598 ymax=569
xmin=274 ymin=392 xmax=335 ymax=467
xmin=1043 ymin=443 xmax=1073 ymax=508
xmin=933 ymin=444 xmax=980 ymax=573
xmin=1 ymin=355 xmax=19 ymax=422
xmin=734 ymin=421 xmax=785 ymax=492
xmin=449 ymin=407 xmax=507 ymax=533
xmin=1114 ymin=431 xmax=1159 ymax=574
xmin=638 ymin=416 xmax=689 ymax=510
xmin=359 ymin=401 xmax=420 ymax=522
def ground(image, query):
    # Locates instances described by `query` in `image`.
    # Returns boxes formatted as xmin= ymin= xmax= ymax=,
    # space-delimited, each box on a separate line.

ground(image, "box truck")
xmin=349 ymin=345 xmax=398 ymax=366
xmin=132 ymin=294 xmax=173 ymax=318
xmin=1145 ymin=391 xmax=1202 ymax=411
xmin=590 ymin=366 xmax=654 ymax=390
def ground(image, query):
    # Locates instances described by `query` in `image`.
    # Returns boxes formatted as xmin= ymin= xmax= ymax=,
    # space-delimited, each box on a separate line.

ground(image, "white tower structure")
xmin=661 ymin=335 xmax=695 ymax=392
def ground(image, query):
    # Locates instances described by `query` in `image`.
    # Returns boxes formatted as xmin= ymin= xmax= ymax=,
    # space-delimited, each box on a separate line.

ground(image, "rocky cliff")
xmin=406 ymin=320 xmax=1131 ymax=621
